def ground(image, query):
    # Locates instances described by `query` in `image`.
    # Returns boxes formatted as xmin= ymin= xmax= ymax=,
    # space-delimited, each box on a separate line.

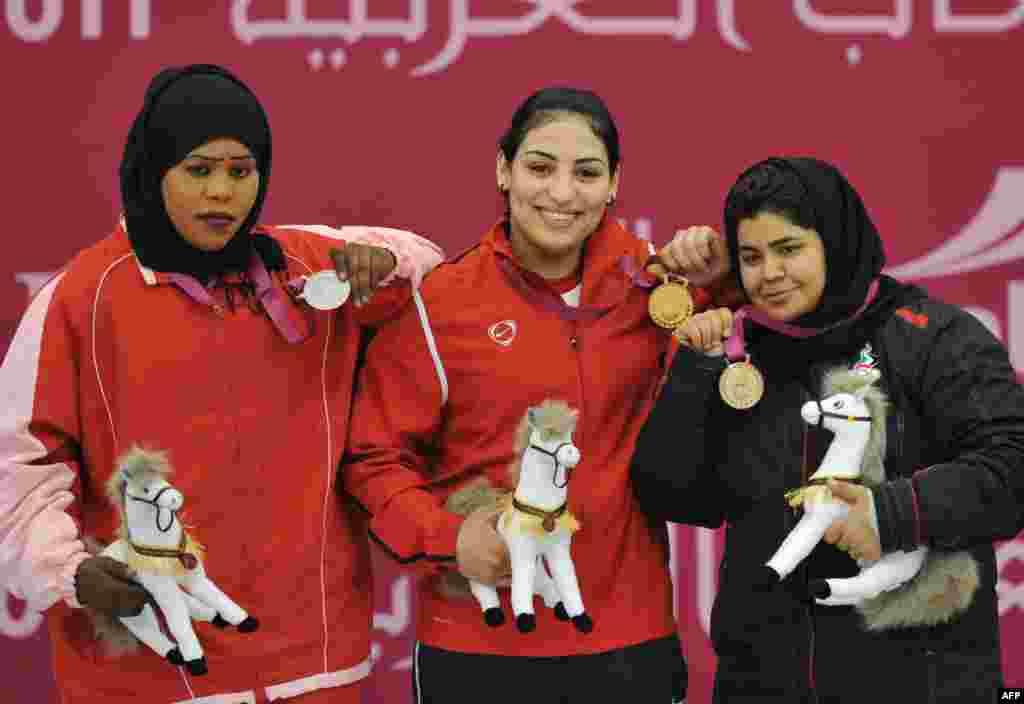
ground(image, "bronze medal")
xmin=543 ymin=516 xmax=556 ymax=533
xmin=719 ymin=356 xmax=764 ymax=410
xmin=648 ymin=276 xmax=693 ymax=330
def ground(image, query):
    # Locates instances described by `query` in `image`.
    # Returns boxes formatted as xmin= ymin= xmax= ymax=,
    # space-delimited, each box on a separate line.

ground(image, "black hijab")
xmin=723 ymin=157 xmax=927 ymax=377
xmin=120 ymin=64 xmax=283 ymax=281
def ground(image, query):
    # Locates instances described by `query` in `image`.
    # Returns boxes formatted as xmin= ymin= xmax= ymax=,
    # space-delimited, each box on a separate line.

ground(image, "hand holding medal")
xmin=719 ymin=308 xmax=765 ymax=410
xmin=646 ymin=225 xmax=731 ymax=332
xmin=292 ymin=243 xmax=398 ymax=310
xmin=674 ymin=308 xmax=733 ymax=357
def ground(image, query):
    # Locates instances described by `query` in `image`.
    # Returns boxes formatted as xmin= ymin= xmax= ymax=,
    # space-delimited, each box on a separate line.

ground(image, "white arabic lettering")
xmin=412 ymin=0 xmax=697 ymax=77
xmin=228 ymin=1 xmax=1024 ymax=77
xmin=372 ymin=575 xmax=410 ymax=637
xmin=6 ymin=0 xmax=150 ymax=41
xmin=935 ymin=0 xmax=1024 ymax=33
xmin=232 ymin=0 xmax=427 ymax=44
xmin=81 ymin=0 xmax=151 ymax=40
xmin=6 ymin=0 xmax=61 ymax=42
xmin=793 ymin=0 xmax=912 ymax=39
xmin=717 ymin=0 xmax=750 ymax=51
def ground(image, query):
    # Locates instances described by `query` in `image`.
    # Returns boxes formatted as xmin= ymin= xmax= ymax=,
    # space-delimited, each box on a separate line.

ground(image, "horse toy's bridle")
xmin=124 ymin=485 xmax=178 ymax=533
xmin=812 ymin=401 xmax=871 ymax=428
xmin=528 ymin=442 xmax=576 ymax=488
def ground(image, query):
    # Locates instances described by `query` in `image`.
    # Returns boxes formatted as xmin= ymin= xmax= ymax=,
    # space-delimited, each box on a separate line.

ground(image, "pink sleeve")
xmin=335 ymin=226 xmax=444 ymax=288
xmin=0 ymin=273 xmax=89 ymax=611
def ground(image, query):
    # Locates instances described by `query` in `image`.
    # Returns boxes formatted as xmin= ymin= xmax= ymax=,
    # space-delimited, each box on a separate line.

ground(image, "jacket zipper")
xmin=569 ymin=323 xmax=586 ymax=448
xmin=797 ymin=378 xmax=818 ymax=700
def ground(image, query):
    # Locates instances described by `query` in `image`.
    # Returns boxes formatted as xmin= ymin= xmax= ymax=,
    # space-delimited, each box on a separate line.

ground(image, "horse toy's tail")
xmin=81 ymin=536 xmax=144 ymax=658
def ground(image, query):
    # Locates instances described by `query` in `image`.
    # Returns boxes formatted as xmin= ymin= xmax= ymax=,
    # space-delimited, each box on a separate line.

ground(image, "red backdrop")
xmin=2 ymin=2 xmax=1023 ymax=702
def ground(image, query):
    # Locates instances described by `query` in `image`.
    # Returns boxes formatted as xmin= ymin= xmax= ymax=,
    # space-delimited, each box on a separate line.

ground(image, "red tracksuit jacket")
xmin=343 ymin=219 xmax=715 ymax=656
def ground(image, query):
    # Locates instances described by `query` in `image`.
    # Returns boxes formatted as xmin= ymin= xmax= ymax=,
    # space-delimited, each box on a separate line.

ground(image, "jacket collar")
xmin=484 ymin=218 xmax=646 ymax=309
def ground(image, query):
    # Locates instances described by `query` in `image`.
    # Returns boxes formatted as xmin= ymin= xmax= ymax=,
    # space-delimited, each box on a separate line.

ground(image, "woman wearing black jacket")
xmin=631 ymin=157 xmax=1024 ymax=703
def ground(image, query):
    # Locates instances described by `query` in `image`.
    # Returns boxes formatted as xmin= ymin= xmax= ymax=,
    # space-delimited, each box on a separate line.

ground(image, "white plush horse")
xmin=758 ymin=367 xmax=978 ymax=629
xmin=468 ymin=400 xmax=592 ymax=634
xmin=100 ymin=447 xmax=257 ymax=674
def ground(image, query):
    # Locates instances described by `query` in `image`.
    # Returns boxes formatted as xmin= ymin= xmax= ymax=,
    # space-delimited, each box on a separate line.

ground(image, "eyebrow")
xmin=522 ymin=149 xmax=607 ymax=166
xmin=740 ymin=236 xmax=803 ymax=250
xmin=186 ymin=154 xmax=255 ymax=162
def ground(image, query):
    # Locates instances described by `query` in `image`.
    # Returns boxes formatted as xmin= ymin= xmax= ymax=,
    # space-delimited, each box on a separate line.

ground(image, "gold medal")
xmin=648 ymin=276 xmax=693 ymax=329
xmin=719 ymin=356 xmax=764 ymax=410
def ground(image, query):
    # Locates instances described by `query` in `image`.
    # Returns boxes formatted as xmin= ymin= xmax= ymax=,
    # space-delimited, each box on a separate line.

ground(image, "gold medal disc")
xmin=719 ymin=359 xmax=764 ymax=410
xmin=648 ymin=280 xmax=694 ymax=329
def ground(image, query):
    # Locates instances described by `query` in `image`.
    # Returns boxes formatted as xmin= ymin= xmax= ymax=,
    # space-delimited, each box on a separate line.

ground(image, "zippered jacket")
xmin=0 ymin=222 xmax=442 ymax=703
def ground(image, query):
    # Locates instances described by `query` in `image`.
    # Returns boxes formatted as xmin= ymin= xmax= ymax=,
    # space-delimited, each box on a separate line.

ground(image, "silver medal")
xmin=297 ymin=271 xmax=351 ymax=310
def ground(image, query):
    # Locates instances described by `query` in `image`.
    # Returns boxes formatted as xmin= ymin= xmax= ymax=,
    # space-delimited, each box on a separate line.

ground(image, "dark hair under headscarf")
xmin=722 ymin=157 xmax=926 ymax=377
xmin=120 ymin=64 xmax=283 ymax=281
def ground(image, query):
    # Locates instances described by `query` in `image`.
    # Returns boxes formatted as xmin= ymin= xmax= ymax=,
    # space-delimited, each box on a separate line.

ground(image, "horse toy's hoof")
xmin=515 ymin=613 xmax=537 ymax=633
xmin=484 ymin=608 xmax=505 ymax=627
xmin=554 ymin=602 xmax=569 ymax=621
xmin=186 ymin=657 xmax=208 ymax=676
xmin=166 ymin=648 xmax=184 ymax=665
xmin=211 ymin=614 xmax=230 ymax=628
xmin=750 ymin=565 xmax=782 ymax=593
xmin=237 ymin=616 xmax=259 ymax=633
xmin=571 ymin=613 xmax=593 ymax=633
xmin=809 ymin=579 xmax=831 ymax=599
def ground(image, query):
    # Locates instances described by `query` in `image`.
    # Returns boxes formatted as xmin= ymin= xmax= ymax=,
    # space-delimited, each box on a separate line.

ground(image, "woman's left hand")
xmin=651 ymin=226 xmax=731 ymax=289
xmin=822 ymin=480 xmax=882 ymax=562
xmin=330 ymin=243 xmax=397 ymax=307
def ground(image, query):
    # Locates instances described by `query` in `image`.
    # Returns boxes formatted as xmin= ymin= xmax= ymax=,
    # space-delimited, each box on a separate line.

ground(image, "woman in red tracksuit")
xmin=342 ymin=86 xmax=735 ymax=703
xmin=0 ymin=64 xmax=442 ymax=703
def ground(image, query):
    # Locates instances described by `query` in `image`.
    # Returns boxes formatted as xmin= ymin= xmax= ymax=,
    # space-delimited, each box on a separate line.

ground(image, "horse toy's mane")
xmin=508 ymin=400 xmax=578 ymax=486
xmin=104 ymin=447 xmax=173 ymax=535
xmin=820 ymin=368 xmax=888 ymax=487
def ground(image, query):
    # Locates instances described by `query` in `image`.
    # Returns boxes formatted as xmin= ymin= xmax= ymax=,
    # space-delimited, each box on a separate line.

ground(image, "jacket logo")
xmin=895 ymin=308 xmax=929 ymax=329
xmin=488 ymin=320 xmax=517 ymax=347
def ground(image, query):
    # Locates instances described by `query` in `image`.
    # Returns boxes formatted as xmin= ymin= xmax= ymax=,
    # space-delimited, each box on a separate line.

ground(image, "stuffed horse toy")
xmin=444 ymin=400 xmax=592 ymax=634
xmin=441 ymin=479 xmax=569 ymax=627
xmin=97 ymin=447 xmax=258 ymax=674
xmin=754 ymin=365 xmax=979 ymax=629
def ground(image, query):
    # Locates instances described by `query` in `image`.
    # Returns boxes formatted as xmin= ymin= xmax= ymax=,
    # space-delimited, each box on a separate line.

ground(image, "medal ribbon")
xmin=496 ymin=255 xmax=612 ymax=322
xmin=167 ymin=256 xmax=312 ymax=344
xmin=724 ymin=278 xmax=881 ymax=362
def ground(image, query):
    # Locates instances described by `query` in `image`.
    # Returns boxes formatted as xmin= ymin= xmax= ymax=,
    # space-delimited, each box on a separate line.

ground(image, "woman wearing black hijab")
xmin=630 ymin=157 xmax=1024 ymax=702
xmin=0 ymin=64 xmax=442 ymax=702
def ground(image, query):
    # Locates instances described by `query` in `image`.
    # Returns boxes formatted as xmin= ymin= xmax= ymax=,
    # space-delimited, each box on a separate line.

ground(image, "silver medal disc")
xmin=299 ymin=271 xmax=351 ymax=310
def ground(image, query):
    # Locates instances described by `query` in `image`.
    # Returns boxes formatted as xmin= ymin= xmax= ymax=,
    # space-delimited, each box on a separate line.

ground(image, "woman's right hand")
xmin=456 ymin=505 xmax=512 ymax=587
xmin=75 ymin=556 xmax=150 ymax=617
xmin=675 ymin=308 xmax=734 ymax=356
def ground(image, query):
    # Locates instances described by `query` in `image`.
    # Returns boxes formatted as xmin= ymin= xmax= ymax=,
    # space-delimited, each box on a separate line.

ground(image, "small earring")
xmin=498 ymin=183 xmax=507 ymax=194
xmin=607 ymin=194 xmax=617 ymax=206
